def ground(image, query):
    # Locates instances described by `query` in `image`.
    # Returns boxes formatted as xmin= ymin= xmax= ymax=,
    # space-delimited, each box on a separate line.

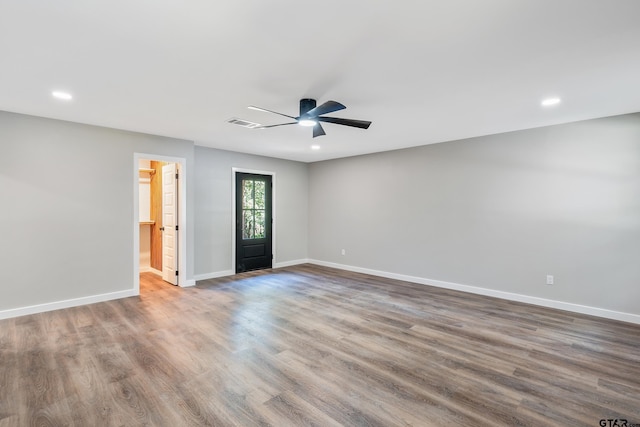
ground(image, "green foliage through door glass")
xmin=242 ymin=178 xmax=266 ymax=239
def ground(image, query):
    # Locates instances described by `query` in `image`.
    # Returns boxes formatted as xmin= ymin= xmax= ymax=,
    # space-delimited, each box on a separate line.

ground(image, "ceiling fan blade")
xmin=257 ymin=122 xmax=298 ymax=129
xmin=305 ymin=100 xmax=346 ymax=118
xmin=317 ymin=116 xmax=372 ymax=129
xmin=313 ymin=123 xmax=326 ymax=138
xmin=248 ymin=105 xmax=296 ymax=120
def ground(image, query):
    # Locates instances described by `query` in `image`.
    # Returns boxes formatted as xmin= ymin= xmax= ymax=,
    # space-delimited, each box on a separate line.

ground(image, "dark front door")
xmin=236 ymin=173 xmax=272 ymax=273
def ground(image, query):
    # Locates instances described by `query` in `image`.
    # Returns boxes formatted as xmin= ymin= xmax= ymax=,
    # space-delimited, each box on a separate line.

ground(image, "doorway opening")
xmin=232 ymin=168 xmax=276 ymax=274
xmin=133 ymin=154 xmax=187 ymax=294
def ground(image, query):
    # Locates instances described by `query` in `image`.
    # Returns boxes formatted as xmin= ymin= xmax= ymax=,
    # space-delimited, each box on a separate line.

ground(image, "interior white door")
xmin=162 ymin=163 xmax=178 ymax=285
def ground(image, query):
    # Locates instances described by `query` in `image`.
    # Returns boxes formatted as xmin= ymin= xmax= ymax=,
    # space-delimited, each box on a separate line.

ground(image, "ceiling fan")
xmin=247 ymin=98 xmax=372 ymax=138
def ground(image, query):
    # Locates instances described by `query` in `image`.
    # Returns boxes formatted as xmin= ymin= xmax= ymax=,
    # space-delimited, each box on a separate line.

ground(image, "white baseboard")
xmin=193 ymin=270 xmax=234 ymax=282
xmin=181 ymin=279 xmax=196 ymax=288
xmin=5 ymin=261 xmax=636 ymax=325
xmin=0 ymin=289 xmax=138 ymax=321
xmin=193 ymin=260 xmax=309 ymax=282
xmin=308 ymin=259 xmax=640 ymax=325
xmin=274 ymin=258 xmax=310 ymax=269
xmin=139 ymin=268 xmax=162 ymax=276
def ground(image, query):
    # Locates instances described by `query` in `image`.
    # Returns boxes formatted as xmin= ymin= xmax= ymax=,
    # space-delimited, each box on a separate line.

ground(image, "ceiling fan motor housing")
xmin=300 ymin=98 xmax=317 ymax=117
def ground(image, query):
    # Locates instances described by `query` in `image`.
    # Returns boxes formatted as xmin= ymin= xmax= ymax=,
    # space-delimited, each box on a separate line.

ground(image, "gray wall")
xmin=0 ymin=111 xmax=309 ymax=315
xmin=194 ymin=146 xmax=308 ymax=277
xmin=0 ymin=111 xmax=195 ymax=311
xmin=309 ymin=113 xmax=640 ymax=316
xmin=3 ymin=108 xmax=638 ymax=319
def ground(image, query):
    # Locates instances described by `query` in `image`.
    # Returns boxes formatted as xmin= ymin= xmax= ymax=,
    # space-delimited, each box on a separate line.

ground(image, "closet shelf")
xmin=139 ymin=168 xmax=156 ymax=175
xmin=139 ymin=221 xmax=155 ymax=225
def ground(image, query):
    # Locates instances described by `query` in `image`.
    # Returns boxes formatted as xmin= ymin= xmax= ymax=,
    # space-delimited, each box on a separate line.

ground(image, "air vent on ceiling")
xmin=227 ymin=118 xmax=261 ymax=128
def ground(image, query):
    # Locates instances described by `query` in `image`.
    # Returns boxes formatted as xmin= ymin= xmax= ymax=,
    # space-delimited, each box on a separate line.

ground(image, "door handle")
xmin=159 ymin=227 xmax=165 ymax=231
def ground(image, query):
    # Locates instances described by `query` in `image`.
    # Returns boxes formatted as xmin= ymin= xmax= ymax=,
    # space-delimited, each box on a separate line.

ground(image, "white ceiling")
xmin=1 ymin=1 xmax=639 ymax=162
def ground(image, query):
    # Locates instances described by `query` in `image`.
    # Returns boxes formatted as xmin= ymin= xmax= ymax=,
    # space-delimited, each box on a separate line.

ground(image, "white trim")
xmin=183 ymin=279 xmax=196 ymax=287
xmin=139 ymin=266 xmax=162 ymax=275
xmin=308 ymin=259 xmax=640 ymax=325
xmin=274 ymin=259 xmax=310 ymax=269
xmin=133 ymin=153 xmax=189 ymax=292
xmin=0 ymin=289 xmax=137 ymax=321
xmin=231 ymin=167 xmax=276 ymax=273
xmin=149 ymin=267 xmax=162 ymax=276
xmin=194 ymin=270 xmax=235 ymax=282
xmin=193 ymin=260 xmax=308 ymax=281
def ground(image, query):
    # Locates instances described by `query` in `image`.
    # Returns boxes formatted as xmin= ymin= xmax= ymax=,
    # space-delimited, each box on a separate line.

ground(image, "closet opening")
xmin=133 ymin=154 xmax=187 ymax=294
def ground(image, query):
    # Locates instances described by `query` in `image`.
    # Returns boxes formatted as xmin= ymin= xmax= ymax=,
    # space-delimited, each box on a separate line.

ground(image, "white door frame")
xmin=231 ymin=167 xmax=276 ymax=273
xmin=133 ymin=153 xmax=188 ymax=293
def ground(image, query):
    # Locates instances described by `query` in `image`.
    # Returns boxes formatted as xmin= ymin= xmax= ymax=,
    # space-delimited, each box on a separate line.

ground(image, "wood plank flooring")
xmin=1 ymin=264 xmax=639 ymax=426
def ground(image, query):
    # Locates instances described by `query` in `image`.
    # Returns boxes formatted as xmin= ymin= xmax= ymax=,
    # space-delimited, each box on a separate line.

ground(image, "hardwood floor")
xmin=1 ymin=264 xmax=639 ymax=426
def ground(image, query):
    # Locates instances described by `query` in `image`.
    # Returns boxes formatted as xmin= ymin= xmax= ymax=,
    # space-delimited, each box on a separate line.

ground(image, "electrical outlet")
xmin=546 ymin=275 xmax=554 ymax=285
xmin=341 ymin=249 xmax=346 ymax=256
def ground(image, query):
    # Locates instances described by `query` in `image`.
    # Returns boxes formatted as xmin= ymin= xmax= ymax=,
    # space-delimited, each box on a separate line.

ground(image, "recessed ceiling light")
xmin=52 ymin=91 xmax=73 ymax=101
xmin=298 ymin=119 xmax=317 ymax=127
xmin=311 ymin=145 xmax=321 ymax=150
xmin=541 ymin=97 xmax=561 ymax=107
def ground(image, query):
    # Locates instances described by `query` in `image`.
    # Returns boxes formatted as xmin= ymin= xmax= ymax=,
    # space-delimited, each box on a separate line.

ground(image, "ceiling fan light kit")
xmin=240 ymin=98 xmax=372 ymax=138
xmin=298 ymin=119 xmax=317 ymax=127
